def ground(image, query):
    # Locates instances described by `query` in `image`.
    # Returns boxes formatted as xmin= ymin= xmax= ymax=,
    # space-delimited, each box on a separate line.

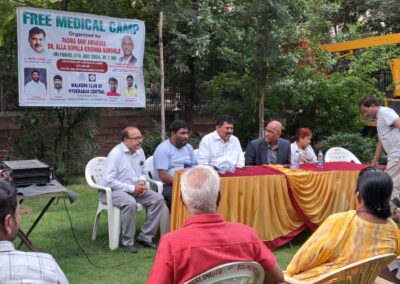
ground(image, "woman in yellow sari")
xmin=286 ymin=167 xmax=400 ymax=280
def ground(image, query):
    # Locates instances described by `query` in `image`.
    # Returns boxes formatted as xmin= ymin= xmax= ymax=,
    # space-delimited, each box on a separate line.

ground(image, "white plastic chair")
xmin=85 ymin=157 xmax=144 ymax=250
xmin=145 ymin=155 xmax=170 ymax=236
xmin=283 ymin=253 xmax=396 ymax=284
xmin=145 ymin=155 xmax=163 ymax=194
xmin=325 ymin=147 xmax=361 ymax=164
xmin=184 ymin=261 xmax=265 ymax=284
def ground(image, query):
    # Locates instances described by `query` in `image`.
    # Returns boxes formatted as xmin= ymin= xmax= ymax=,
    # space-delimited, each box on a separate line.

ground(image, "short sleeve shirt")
xmin=153 ymin=139 xmax=197 ymax=181
xmin=377 ymin=106 xmax=400 ymax=161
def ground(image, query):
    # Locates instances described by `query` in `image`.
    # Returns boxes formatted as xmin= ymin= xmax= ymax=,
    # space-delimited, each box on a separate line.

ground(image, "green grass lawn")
xmin=17 ymin=177 xmax=309 ymax=284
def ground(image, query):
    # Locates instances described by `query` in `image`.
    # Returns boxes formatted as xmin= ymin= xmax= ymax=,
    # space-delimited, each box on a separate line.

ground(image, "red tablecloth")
xmin=220 ymin=165 xmax=284 ymax=177
xmin=300 ymin=161 xmax=368 ymax=172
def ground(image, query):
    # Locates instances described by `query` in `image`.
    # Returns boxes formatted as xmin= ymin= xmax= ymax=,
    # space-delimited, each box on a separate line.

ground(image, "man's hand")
xmin=370 ymin=159 xmax=379 ymax=167
xmin=133 ymin=180 xmax=147 ymax=197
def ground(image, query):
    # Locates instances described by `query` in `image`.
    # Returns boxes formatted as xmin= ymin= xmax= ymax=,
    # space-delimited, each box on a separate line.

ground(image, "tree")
xmin=365 ymin=0 xmax=400 ymax=33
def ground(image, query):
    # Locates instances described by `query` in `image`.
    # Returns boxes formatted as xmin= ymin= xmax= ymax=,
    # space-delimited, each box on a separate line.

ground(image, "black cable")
xmin=62 ymin=199 xmax=134 ymax=269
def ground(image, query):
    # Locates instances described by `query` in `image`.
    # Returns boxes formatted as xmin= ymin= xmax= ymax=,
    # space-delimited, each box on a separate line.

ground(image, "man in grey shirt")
xmin=360 ymin=96 xmax=400 ymax=198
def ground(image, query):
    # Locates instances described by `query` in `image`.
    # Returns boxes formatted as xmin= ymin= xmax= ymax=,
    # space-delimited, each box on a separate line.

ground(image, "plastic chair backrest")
xmin=184 ymin=261 xmax=265 ymax=284
xmin=284 ymin=253 xmax=396 ymax=284
xmin=85 ymin=157 xmax=107 ymax=186
xmin=145 ymin=155 xmax=156 ymax=179
xmin=325 ymin=147 xmax=361 ymax=164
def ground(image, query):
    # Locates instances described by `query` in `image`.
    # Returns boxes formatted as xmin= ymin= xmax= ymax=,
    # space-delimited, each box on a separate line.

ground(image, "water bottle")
xmin=317 ymin=149 xmax=324 ymax=168
xmin=291 ymin=150 xmax=300 ymax=169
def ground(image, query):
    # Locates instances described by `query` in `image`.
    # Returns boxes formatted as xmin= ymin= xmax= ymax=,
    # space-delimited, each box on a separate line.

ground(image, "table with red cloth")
xmin=170 ymin=162 xmax=368 ymax=250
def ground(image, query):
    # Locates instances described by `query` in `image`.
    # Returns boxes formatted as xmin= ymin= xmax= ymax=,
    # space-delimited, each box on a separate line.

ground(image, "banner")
xmin=17 ymin=7 xmax=146 ymax=108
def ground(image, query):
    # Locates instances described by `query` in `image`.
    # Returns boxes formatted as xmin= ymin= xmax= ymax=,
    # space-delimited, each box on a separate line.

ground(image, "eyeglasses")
xmin=127 ymin=136 xmax=143 ymax=141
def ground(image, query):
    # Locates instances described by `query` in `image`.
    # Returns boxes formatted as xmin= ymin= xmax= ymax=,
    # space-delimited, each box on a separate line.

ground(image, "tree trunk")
xmin=159 ymin=12 xmax=166 ymax=140
xmin=61 ymin=0 xmax=69 ymax=11
xmin=258 ymin=87 xmax=265 ymax=138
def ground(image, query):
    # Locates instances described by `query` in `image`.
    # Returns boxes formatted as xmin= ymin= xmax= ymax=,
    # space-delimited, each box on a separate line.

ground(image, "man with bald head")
xmin=119 ymin=35 xmax=137 ymax=64
xmin=101 ymin=126 xmax=164 ymax=253
xmin=245 ymin=120 xmax=291 ymax=165
xmin=148 ymin=165 xmax=283 ymax=284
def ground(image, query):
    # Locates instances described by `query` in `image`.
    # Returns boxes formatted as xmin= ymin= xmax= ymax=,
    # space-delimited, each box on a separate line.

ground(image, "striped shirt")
xmin=0 ymin=241 xmax=68 ymax=283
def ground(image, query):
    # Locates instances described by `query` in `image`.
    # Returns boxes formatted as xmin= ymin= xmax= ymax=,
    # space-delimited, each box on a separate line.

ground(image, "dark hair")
xmin=169 ymin=120 xmax=188 ymax=134
xmin=126 ymin=75 xmax=133 ymax=80
xmin=356 ymin=167 xmax=392 ymax=218
xmin=216 ymin=115 xmax=233 ymax=127
xmin=108 ymin=77 xmax=118 ymax=84
xmin=120 ymin=126 xmax=137 ymax=141
xmin=53 ymin=75 xmax=62 ymax=81
xmin=31 ymin=69 xmax=40 ymax=75
xmin=28 ymin=27 xmax=46 ymax=39
xmin=295 ymin=128 xmax=312 ymax=141
xmin=359 ymin=96 xmax=382 ymax=107
xmin=0 ymin=181 xmax=17 ymax=225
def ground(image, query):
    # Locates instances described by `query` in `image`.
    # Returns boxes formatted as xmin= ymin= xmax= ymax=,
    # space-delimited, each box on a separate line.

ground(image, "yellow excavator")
xmin=319 ymin=33 xmax=400 ymax=126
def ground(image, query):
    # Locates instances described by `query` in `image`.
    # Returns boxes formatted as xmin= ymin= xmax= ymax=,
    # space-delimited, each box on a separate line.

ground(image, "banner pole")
xmin=159 ymin=11 xmax=165 ymax=141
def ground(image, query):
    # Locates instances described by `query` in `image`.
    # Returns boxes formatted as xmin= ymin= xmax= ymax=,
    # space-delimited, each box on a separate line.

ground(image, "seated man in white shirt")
xmin=197 ymin=115 xmax=244 ymax=170
xmin=101 ymin=126 xmax=164 ymax=252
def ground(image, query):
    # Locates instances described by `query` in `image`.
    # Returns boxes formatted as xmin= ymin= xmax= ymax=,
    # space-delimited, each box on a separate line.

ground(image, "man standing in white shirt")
xmin=197 ymin=115 xmax=245 ymax=169
xmin=360 ymin=96 xmax=400 ymax=198
xmin=25 ymin=69 xmax=47 ymax=96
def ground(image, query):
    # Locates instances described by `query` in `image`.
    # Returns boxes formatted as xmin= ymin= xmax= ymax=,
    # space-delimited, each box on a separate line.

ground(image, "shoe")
xmin=136 ymin=238 xmax=158 ymax=249
xmin=121 ymin=244 xmax=138 ymax=253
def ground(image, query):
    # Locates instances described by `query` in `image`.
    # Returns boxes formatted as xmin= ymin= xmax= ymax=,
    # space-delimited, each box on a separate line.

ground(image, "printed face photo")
xmin=29 ymin=33 xmax=45 ymax=53
xmin=31 ymin=71 xmax=40 ymax=82
xmin=121 ymin=36 xmax=134 ymax=57
xmin=127 ymin=76 xmax=133 ymax=87
xmin=109 ymin=80 xmax=118 ymax=92
xmin=53 ymin=77 xmax=62 ymax=90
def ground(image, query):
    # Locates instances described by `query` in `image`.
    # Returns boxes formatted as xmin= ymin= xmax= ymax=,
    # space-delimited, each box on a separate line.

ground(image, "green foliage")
xmin=324 ymin=132 xmax=376 ymax=163
xmin=141 ymin=121 xmax=162 ymax=157
xmin=10 ymin=109 xmax=101 ymax=182
xmin=365 ymin=0 xmax=400 ymax=33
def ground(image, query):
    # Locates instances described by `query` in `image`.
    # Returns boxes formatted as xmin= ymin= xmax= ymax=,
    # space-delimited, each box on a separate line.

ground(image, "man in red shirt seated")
xmin=147 ymin=165 xmax=283 ymax=284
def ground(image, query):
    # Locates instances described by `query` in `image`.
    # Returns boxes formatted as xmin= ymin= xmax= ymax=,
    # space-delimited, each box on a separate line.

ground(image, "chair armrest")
xmin=89 ymin=183 xmax=112 ymax=192
xmin=147 ymin=178 xmax=163 ymax=194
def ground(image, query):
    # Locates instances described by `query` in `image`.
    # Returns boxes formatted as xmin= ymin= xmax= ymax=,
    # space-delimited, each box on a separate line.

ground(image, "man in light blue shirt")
xmin=153 ymin=120 xmax=197 ymax=209
xmin=0 ymin=181 xmax=68 ymax=283
xmin=102 ymin=126 xmax=164 ymax=252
